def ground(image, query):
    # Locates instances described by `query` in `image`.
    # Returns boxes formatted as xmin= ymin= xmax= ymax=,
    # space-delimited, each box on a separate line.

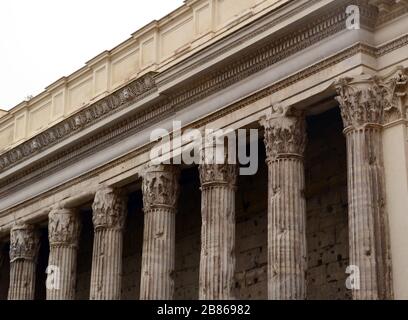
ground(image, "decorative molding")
xmin=260 ymin=105 xmax=307 ymax=161
xmin=335 ymin=75 xmax=387 ymax=129
xmin=0 ymin=72 xmax=157 ymax=172
xmin=0 ymin=35 xmax=406 ymax=210
xmin=1 ymin=30 xmax=408 ymax=219
xmin=48 ymin=207 xmax=81 ymax=247
xmin=376 ymin=34 xmax=408 ymax=57
xmin=374 ymin=0 xmax=408 ymax=26
xmin=0 ymin=0 xmax=407 ymax=189
xmin=92 ymin=187 xmax=126 ymax=230
xmin=383 ymin=67 xmax=408 ymax=123
xmin=9 ymin=223 xmax=40 ymax=262
xmin=142 ymin=164 xmax=180 ymax=211
xmin=335 ymin=67 xmax=408 ymax=130
xmin=0 ymin=0 xmax=379 ymax=174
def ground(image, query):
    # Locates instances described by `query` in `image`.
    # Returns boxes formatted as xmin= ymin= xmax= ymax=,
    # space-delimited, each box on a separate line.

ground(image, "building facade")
xmin=1 ymin=0 xmax=408 ymax=300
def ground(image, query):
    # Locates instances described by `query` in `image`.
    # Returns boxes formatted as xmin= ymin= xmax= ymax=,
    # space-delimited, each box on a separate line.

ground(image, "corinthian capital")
xmin=198 ymin=163 xmax=237 ymax=187
xmin=9 ymin=224 xmax=40 ymax=262
xmin=92 ymin=187 xmax=126 ymax=230
xmin=260 ymin=105 xmax=306 ymax=162
xmin=335 ymin=69 xmax=408 ymax=129
xmin=335 ymin=75 xmax=386 ymax=129
xmin=49 ymin=207 xmax=81 ymax=247
xmin=142 ymin=164 xmax=180 ymax=211
xmin=198 ymin=142 xmax=237 ymax=187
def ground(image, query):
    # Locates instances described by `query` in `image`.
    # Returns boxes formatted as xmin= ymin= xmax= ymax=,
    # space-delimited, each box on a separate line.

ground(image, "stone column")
xmin=260 ymin=106 xmax=307 ymax=300
xmin=47 ymin=207 xmax=81 ymax=300
xmin=8 ymin=224 xmax=40 ymax=300
xmin=90 ymin=187 xmax=126 ymax=300
xmin=335 ymin=75 xmax=393 ymax=300
xmin=198 ymin=148 xmax=237 ymax=300
xmin=140 ymin=164 xmax=180 ymax=300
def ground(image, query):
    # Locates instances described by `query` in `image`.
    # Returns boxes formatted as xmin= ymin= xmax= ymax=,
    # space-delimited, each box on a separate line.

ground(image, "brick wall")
xmin=173 ymin=160 xmax=269 ymax=300
xmin=75 ymin=210 xmax=93 ymax=300
xmin=174 ymin=168 xmax=201 ymax=299
xmin=305 ymin=108 xmax=351 ymax=300
xmin=1 ymin=108 xmax=350 ymax=300
xmin=121 ymin=192 xmax=144 ymax=300
xmin=234 ymin=145 xmax=268 ymax=300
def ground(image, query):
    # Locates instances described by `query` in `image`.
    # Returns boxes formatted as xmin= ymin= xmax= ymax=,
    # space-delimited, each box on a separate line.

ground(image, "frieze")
xmin=0 ymin=0 xmax=380 ymax=174
xmin=0 ymin=37 xmax=406 ymax=200
xmin=0 ymin=72 xmax=157 ymax=172
xmin=1 ymin=3 xmax=408 ymax=210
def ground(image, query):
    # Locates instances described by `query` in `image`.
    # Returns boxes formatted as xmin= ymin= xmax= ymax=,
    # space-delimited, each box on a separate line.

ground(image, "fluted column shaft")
xmin=336 ymin=76 xmax=393 ymax=300
xmin=90 ymin=187 xmax=126 ymax=300
xmin=199 ymin=160 xmax=237 ymax=300
xmin=47 ymin=207 xmax=81 ymax=300
xmin=261 ymin=109 xmax=307 ymax=300
xmin=8 ymin=224 xmax=40 ymax=300
xmin=140 ymin=165 xmax=180 ymax=300
xmin=345 ymin=126 xmax=392 ymax=299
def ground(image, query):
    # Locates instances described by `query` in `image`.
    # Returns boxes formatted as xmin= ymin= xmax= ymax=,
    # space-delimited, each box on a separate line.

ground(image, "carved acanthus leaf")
xmin=92 ymin=187 xmax=126 ymax=230
xmin=382 ymin=67 xmax=408 ymax=123
xmin=48 ymin=207 xmax=81 ymax=246
xmin=198 ymin=141 xmax=237 ymax=187
xmin=335 ymin=69 xmax=408 ymax=129
xmin=199 ymin=163 xmax=237 ymax=187
xmin=142 ymin=164 xmax=180 ymax=210
xmin=335 ymin=75 xmax=386 ymax=129
xmin=9 ymin=224 xmax=40 ymax=262
xmin=260 ymin=106 xmax=307 ymax=161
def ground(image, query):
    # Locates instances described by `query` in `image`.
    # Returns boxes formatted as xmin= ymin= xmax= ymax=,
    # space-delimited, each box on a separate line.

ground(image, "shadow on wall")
xmin=305 ymin=107 xmax=351 ymax=300
xmin=0 ymin=242 xmax=10 ymax=299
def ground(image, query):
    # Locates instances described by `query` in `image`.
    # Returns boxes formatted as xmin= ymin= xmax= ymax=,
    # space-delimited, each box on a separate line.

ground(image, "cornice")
xmin=0 ymin=73 xmax=157 ymax=171
xmin=0 ymin=0 xmax=375 ymax=176
xmin=0 ymin=1 xmax=407 ymax=202
xmin=375 ymin=1 xmax=408 ymax=26
xmin=1 ymin=37 xmax=407 ymax=221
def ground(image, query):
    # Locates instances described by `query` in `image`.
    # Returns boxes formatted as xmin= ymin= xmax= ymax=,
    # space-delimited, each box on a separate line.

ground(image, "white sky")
xmin=0 ymin=0 xmax=184 ymax=110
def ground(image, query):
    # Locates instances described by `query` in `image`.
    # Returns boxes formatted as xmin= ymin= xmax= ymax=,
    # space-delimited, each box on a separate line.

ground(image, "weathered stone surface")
xmin=198 ymin=159 xmax=237 ymax=300
xmin=92 ymin=187 xmax=126 ymax=230
xmin=336 ymin=76 xmax=394 ymax=300
xmin=260 ymin=107 xmax=307 ymax=300
xmin=305 ymin=109 xmax=350 ymax=300
xmin=2 ymin=1 xmax=408 ymax=302
xmin=47 ymin=207 xmax=81 ymax=300
xmin=140 ymin=164 xmax=180 ymax=300
xmin=90 ymin=187 xmax=126 ymax=300
xmin=8 ymin=224 xmax=40 ymax=300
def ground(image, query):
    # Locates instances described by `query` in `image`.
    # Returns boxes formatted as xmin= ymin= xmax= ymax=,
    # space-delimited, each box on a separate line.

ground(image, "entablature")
xmin=1 ymin=0 xmax=408 ymax=235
